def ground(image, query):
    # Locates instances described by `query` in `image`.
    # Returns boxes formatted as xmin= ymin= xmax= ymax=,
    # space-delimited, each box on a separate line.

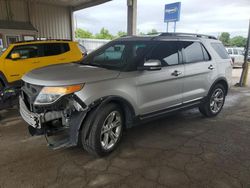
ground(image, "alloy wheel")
xmin=100 ymin=111 xmax=122 ymax=151
xmin=210 ymin=88 xmax=224 ymax=114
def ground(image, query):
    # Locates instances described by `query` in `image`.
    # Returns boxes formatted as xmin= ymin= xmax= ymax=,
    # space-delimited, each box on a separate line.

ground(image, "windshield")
xmin=81 ymin=41 xmax=152 ymax=71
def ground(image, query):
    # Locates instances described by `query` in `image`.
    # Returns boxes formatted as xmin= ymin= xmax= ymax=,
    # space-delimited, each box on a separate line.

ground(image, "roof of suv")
xmin=116 ymin=32 xmax=218 ymax=42
xmin=12 ymin=40 xmax=75 ymax=46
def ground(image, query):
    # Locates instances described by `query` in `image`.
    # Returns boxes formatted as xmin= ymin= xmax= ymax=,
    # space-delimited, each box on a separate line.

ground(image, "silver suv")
xmin=20 ymin=33 xmax=232 ymax=156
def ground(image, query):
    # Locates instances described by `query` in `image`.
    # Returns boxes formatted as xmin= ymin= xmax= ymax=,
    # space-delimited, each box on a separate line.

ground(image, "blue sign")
xmin=164 ymin=2 xmax=181 ymax=22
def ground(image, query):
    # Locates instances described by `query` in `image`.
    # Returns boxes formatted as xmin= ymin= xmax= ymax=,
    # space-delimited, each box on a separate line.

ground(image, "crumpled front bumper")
xmin=19 ymin=96 xmax=87 ymax=149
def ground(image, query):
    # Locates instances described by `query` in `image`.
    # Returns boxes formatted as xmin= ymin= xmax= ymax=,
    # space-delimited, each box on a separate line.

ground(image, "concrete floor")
xmin=0 ymin=69 xmax=250 ymax=188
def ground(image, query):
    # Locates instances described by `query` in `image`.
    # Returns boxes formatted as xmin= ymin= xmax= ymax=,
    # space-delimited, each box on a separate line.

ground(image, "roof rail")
xmin=158 ymin=32 xmax=217 ymax=40
xmin=13 ymin=39 xmax=72 ymax=44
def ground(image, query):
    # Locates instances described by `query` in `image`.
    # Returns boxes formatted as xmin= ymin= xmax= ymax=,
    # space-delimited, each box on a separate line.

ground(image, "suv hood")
xmin=22 ymin=63 xmax=120 ymax=86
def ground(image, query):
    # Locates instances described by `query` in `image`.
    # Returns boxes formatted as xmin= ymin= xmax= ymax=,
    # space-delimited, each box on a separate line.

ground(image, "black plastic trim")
xmin=139 ymin=99 xmax=203 ymax=121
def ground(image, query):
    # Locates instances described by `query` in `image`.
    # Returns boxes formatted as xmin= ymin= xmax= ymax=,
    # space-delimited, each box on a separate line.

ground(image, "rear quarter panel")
xmin=204 ymin=39 xmax=232 ymax=88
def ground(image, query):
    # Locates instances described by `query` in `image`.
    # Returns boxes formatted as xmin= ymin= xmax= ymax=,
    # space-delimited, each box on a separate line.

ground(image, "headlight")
xmin=34 ymin=84 xmax=84 ymax=105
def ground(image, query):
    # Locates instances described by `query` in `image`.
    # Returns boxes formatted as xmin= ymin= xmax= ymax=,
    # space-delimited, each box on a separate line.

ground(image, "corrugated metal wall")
xmin=0 ymin=1 xmax=8 ymax=20
xmin=30 ymin=3 xmax=71 ymax=39
xmin=0 ymin=0 xmax=71 ymax=39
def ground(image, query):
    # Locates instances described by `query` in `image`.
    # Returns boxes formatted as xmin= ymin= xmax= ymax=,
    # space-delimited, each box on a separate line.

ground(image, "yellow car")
xmin=0 ymin=40 xmax=86 ymax=89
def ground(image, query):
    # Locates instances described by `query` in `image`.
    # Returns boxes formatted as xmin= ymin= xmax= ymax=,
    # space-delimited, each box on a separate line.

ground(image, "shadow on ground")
xmin=0 ymin=86 xmax=250 ymax=188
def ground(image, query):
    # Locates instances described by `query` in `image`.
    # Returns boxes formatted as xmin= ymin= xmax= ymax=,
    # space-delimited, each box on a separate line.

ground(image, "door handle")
xmin=171 ymin=70 xmax=182 ymax=76
xmin=208 ymin=65 xmax=215 ymax=70
xmin=32 ymin=61 xmax=40 ymax=64
xmin=59 ymin=58 xmax=66 ymax=61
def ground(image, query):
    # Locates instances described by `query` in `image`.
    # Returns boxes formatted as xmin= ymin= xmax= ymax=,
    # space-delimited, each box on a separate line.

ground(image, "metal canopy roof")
xmin=35 ymin=0 xmax=111 ymax=11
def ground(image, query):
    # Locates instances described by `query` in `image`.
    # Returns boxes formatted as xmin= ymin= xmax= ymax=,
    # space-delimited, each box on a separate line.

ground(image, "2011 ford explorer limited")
xmin=20 ymin=33 xmax=232 ymax=157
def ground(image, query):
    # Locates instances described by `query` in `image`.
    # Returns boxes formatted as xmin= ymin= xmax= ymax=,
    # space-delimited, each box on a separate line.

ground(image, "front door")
xmin=136 ymin=41 xmax=184 ymax=115
xmin=3 ymin=44 xmax=40 ymax=83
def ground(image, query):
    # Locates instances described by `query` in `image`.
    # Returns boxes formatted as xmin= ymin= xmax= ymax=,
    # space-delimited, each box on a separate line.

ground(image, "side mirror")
xmin=11 ymin=53 xmax=21 ymax=60
xmin=138 ymin=59 xmax=162 ymax=71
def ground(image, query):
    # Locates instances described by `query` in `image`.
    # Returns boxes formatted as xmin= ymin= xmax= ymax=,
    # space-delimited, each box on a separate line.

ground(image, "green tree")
xmin=117 ymin=31 xmax=127 ymax=37
xmin=75 ymin=28 xmax=93 ymax=38
xmin=139 ymin=31 xmax=146 ymax=36
xmin=230 ymin=36 xmax=247 ymax=47
xmin=95 ymin=28 xmax=114 ymax=40
xmin=147 ymin=29 xmax=158 ymax=35
xmin=219 ymin=32 xmax=230 ymax=46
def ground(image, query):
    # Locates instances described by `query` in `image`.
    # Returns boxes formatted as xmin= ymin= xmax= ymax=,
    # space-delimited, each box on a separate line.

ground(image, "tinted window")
xmin=147 ymin=41 xmax=180 ymax=66
xmin=8 ymin=45 xmax=38 ymax=59
xmin=42 ymin=43 xmax=69 ymax=56
xmin=181 ymin=42 xmax=204 ymax=63
xmin=62 ymin=43 xmax=70 ymax=53
xmin=211 ymin=43 xmax=230 ymax=59
xmin=82 ymin=42 xmax=152 ymax=71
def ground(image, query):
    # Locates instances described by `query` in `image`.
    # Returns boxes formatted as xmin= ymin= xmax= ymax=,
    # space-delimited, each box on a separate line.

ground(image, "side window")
xmin=61 ymin=43 xmax=70 ymax=53
xmin=147 ymin=41 xmax=180 ymax=66
xmin=8 ymin=45 xmax=38 ymax=59
xmin=92 ymin=44 xmax=125 ymax=66
xmin=201 ymin=45 xmax=211 ymax=61
xmin=211 ymin=43 xmax=230 ymax=59
xmin=181 ymin=41 xmax=204 ymax=63
xmin=42 ymin=43 xmax=69 ymax=57
xmin=227 ymin=49 xmax=232 ymax=54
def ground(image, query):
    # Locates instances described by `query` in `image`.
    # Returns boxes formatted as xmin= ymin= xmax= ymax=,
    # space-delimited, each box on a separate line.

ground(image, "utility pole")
xmin=239 ymin=19 xmax=250 ymax=87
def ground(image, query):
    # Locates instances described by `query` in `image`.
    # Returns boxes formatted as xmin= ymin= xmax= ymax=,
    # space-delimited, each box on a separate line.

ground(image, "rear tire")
xmin=199 ymin=84 xmax=226 ymax=117
xmin=81 ymin=103 xmax=124 ymax=157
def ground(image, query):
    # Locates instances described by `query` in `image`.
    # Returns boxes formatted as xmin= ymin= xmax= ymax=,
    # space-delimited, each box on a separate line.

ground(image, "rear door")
xmin=136 ymin=41 xmax=185 ymax=115
xmin=181 ymin=41 xmax=216 ymax=102
xmin=37 ymin=43 xmax=72 ymax=66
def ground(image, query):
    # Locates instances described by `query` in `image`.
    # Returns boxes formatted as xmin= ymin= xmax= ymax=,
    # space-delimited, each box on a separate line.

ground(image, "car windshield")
xmin=81 ymin=41 xmax=152 ymax=71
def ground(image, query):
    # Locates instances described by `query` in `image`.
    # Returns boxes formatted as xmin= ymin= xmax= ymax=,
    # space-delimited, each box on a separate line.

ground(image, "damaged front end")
xmin=19 ymin=82 xmax=87 ymax=149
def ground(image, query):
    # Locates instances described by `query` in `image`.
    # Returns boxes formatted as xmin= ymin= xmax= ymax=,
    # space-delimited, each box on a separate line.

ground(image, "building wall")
xmin=30 ymin=3 xmax=71 ymax=39
xmin=0 ymin=0 xmax=71 ymax=40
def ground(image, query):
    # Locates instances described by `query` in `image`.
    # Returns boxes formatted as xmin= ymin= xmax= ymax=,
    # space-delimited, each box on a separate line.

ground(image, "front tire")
xmin=0 ymin=81 xmax=4 ymax=91
xmin=81 ymin=103 xmax=124 ymax=157
xmin=199 ymin=84 xmax=226 ymax=117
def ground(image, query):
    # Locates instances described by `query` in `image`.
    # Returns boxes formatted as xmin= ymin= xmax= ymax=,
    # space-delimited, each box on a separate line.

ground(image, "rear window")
xmin=211 ymin=43 xmax=230 ymax=59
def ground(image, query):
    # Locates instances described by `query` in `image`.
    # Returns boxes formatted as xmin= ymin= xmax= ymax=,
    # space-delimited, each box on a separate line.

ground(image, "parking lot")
xmin=0 ymin=68 xmax=250 ymax=188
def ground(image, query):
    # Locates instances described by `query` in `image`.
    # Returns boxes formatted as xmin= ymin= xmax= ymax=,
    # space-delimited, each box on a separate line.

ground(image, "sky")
xmin=74 ymin=0 xmax=250 ymax=37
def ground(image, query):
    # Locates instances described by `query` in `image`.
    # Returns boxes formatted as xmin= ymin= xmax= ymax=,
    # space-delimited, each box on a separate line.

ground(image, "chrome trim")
xmin=183 ymin=97 xmax=203 ymax=104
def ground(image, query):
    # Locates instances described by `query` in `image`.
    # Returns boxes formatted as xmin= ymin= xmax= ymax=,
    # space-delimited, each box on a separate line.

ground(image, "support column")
xmin=69 ymin=7 xmax=75 ymax=40
xmin=127 ymin=0 xmax=137 ymax=36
